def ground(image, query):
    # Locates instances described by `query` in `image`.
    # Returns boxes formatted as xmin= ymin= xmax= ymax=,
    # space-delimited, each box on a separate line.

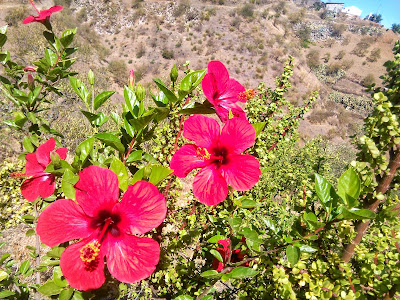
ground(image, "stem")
xmin=34 ymin=203 xmax=41 ymax=300
xmin=342 ymin=144 xmax=400 ymax=263
xmin=123 ymin=137 xmax=136 ymax=164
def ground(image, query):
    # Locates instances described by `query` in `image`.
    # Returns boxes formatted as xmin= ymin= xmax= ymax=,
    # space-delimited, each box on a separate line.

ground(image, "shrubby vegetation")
xmin=0 ymin=2 xmax=400 ymax=300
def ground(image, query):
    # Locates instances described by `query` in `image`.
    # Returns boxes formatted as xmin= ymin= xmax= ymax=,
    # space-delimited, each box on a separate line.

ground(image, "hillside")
xmin=0 ymin=0 xmax=399 ymax=157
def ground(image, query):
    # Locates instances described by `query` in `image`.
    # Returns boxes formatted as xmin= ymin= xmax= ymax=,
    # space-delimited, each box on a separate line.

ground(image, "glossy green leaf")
xmin=46 ymin=246 xmax=65 ymax=259
xmin=233 ymin=197 xmax=258 ymax=208
xmin=154 ymin=78 xmax=177 ymax=102
xmin=179 ymin=101 xmax=215 ymax=115
xmin=229 ymin=217 xmax=242 ymax=232
xmin=69 ymin=76 xmax=89 ymax=108
xmin=53 ymin=266 xmax=68 ymax=288
xmin=0 ymin=270 xmax=8 ymax=281
xmin=0 ymin=25 xmax=7 ymax=35
xmin=240 ymin=227 xmax=262 ymax=251
xmin=0 ymin=50 xmax=10 ymax=64
xmin=262 ymin=217 xmax=279 ymax=235
xmin=303 ymin=211 xmax=323 ymax=229
xmin=200 ymin=270 xmax=222 ymax=278
xmin=252 ymin=122 xmax=266 ymax=137
xmin=94 ymin=91 xmax=115 ymax=110
xmin=154 ymin=107 xmax=170 ymax=122
xmin=148 ymin=165 xmax=173 ymax=185
xmin=75 ymin=137 xmax=94 ymax=163
xmin=0 ymin=33 xmax=7 ymax=48
xmin=126 ymin=150 xmax=143 ymax=163
xmin=341 ymin=208 xmax=376 ymax=220
xmin=62 ymin=169 xmax=79 ymax=200
xmin=60 ymin=28 xmax=77 ymax=48
xmin=208 ymin=235 xmax=226 ymax=243
xmin=315 ymin=174 xmax=338 ymax=216
xmin=95 ymin=133 xmax=125 ymax=153
xmin=129 ymin=111 xmax=154 ymax=131
xmin=210 ymin=249 xmax=223 ymax=263
xmin=38 ymin=279 xmax=64 ymax=296
xmin=45 ymin=48 xmax=58 ymax=66
xmin=337 ymin=168 xmax=360 ymax=208
xmin=110 ymin=157 xmax=129 ymax=191
xmin=286 ymin=245 xmax=300 ymax=265
xmin=23 ymin=136 xmax=34 ymax=152
xmin=0 ymin=291 xmax=15 ymax=298
xmin=173 ymin=296 xmax=194 ymax=300
xmin=180 ymin=69 xmax=206 ymax=92
xmin=229 ymin=267 xmax=259 ymax=279
xmin=19 ymin=260 xmax=30 ymax=275
xmin=58 ymin=288 xmax=74 ymax=300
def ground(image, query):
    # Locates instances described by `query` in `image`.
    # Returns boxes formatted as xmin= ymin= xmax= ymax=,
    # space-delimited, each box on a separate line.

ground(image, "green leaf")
xmin=233 ymin=197 xmax=258 ymax=208
xmin=95 ymin=133 xmax=125 ymax=153
xmin=252 ymin=122 xmax=266 ymax=137
xmin=229 ymin=267 xmax=259 ymax=279
xmin=53 ymin=266 xmax=68 ymax=288
xmin=124 ymin=86 xmax=140 ymax=117
xmin=337 ymin=168 xmax=360 ymax=208
xmin=26 ymin=229 xmax=35 ymax=237
xmin=45 ymin=48 xmax=58 ymax=66
xmin=315 ymin=174 xmax=338 ymax=216
xmin=179 ymin=101 xmax=215 ymax=115
xmin=126 ymin=150 xmax=143 ymax=163
xmin=229 ymin=217 xmax=242 ymax=232
xmin=94 ymin=91 xmax=115 ymax=110
xmin=130 ymin=167 xmax=144 ymax=185
xmin=69 ymin=76 xmax=90 ymax=108
xmin=75 ymin=137 xmax=94 ymax=163
xmin=154 ymin=107 xmax=170 ymax=122
xmin=0 ymin=270 xmax=8 ymax=281
xmin=47 ymin=246 xmax=65 ymax=259
xmin=0 ymin=291 xmax=15 ymax=298
xmin=60 ymin=28 xmax=77 ymax=48
xmin=148 ymin=165 xmax=173 ymax=185
xmin=210 ymin=249 xmax=223 ymax=263
xmin=154 ymin=78 xmax=178 ymax=102
xmin=303 ymin=212 xmax=323 ymax=229
xmin=200 ymin=270 xmax=223 ymax=278
xmin=151 ymin=90 xmax=169 ymax=107
xmin=110 ymin=157 xmax=129 ymax=191
xmin=0 ymin=253 xmax=10 ymax=264
xmin=19 ymin=260 xmax=30 ymax=275
xmin=58 ymin=288 xmax=74 ymax=300
xmin=299 ymin=245 xmax=317 ymax=253
xmin=23 ymin=136 xmax=34 ymax=152
xmin=240 ymin=227 xmax=263 ymax=251
xmin=286 ymin=245 xmax=300 ymax=265
xmin=129 ymin=111 xmax=155 ymax=131
xmin=173 ymin=296 xmax=194 ymax=300
xmin=71 ymin=291 xmax=85 ymax=300
xmin=262 ymin=217 xmax=279 ymax=235
xmin=62 ymin=169 xmax=79 ymax=200
xmin=0 ymin=25 xmax=7 ymax=35
xmin=208 ymin=235 xmax=226 ymax=243
xmin=180 ymin=69 xmax=206 ymax=93
xmin=0 ymin=50 xmax=10 ymax=64
xmin=38 ymin=279 xmax=64 ymax=296
xmin=0 ymin=33 xmax=7 ymax=48
xmin=341 ymin=208 xmax=376 ymax=220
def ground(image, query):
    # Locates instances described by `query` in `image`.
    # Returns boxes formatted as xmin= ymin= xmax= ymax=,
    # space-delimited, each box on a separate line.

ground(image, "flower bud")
xmin=143 ymin=165 xmax=152 ymax=180
xmin=170 ymin=64 xmax=178 ymax=83
xmin=135 ymin=82 xmax=145 ymax=102
xmin=88 ymin=69 xmax=95 ymax=86
xmin=128 ymin=70 xmax=135 ymax=90
xmin=27 ymin=74 xmax=35 ymax=91
xmin=24 ymin=65 xmax=38 ymax=72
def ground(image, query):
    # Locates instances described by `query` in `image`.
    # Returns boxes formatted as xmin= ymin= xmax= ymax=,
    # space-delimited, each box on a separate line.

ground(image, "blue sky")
xmin=327 ymin=0 xmax=400 ymax=29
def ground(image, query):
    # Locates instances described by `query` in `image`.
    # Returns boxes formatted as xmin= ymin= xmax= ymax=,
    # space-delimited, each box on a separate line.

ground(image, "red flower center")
xmin=196 ymin=147 xmax=211 ymax=160
xmin=210 ymin=146 xmax=229 ymax=165
xmin=90 ymin=210 xmax=121 ymax=238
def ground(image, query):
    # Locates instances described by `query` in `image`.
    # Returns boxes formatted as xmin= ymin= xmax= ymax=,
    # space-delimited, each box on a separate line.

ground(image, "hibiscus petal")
xmin=104 ymin=234 xmax=160 ymax=283
xmin=218 ymin=78 xmax=246 ymax=103
xmin=220 ymin=118 xmax=255 ymax=154
xmin=212 ymin=248 xmax=226 ymax=271
xmin=201 ymin=73 xmax=218 ymax=105
xmin=217 ymin=238 xmax=230 ymax=252
xmin=220 ymin=154 xmax=261 ymax=191
xmin=170 ymin=144 xmax=208 ymax=178
xmin=60 ymin=238 xmax=105 ymax=291
xmin=183 ymin=115 xmax=220 ymax=149
xmin=215 ymin=103 xmax=247 ymax=123
xmin=192 ymin=165 xmax=228 ymax=206
xmin=36 ymin=139 xmax=55 ymax=166
xmin=117 ymin=181 xmax=167 ymax=235
xmin=55 ymin=147 xmax=68 ymax=160
xmin=22 ymin=15 xmax=35 ymax=24
xmin=75 ymin=166 xmax=119 ymax=217
xmin=36 ymin=198 xmax=92 ymax=247
xmin=207 ymin=61 xmax=229 ymax=92
xmin=21 ymin=174 xmax=55 ymax=202
xmin=24 ymin=153 xmax=45 ymax=176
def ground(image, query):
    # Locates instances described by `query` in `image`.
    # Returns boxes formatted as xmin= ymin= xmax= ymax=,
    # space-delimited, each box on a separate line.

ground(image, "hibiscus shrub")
xmin=1 ymin=3 xmax=400 ymax=300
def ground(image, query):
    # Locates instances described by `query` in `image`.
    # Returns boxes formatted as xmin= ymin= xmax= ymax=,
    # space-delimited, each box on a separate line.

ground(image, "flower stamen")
xmin=196 ymin=147 xmax=211 ymax=161
xmin=29 ymin=0 xmax=40 ymax=14
xmin=80 ymin=240 xmax=101 ymax=264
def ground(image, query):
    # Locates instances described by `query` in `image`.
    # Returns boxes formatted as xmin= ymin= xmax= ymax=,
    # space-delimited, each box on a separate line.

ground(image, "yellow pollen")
xmin=80 ymin=241 xmax=101 ymax=263
xmin=196 ymin=147 xmax=211 ymax=160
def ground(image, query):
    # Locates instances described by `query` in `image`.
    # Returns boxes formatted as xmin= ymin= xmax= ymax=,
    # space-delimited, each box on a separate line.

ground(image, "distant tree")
xmin=392 ymin=23 xmax=400 ymax=34
xmin=370 ymin=13 xmax=382 ymax=24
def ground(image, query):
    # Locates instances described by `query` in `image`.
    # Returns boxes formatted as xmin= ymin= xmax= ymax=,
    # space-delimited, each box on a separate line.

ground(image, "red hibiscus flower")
xmin=201 ymin=61 xmax=246 ymax=122
xmin=21 ymin=139 xmax=67 ymax=202
xmin=212 ymin=238 xmax=248 ymax=271
xmin=22 ymin=1 xmax=63 ymax=25
xmin=170 ymin=115 xmax=260 ymax=206
xmin=36 ymin=166 xmax=167 ymax=291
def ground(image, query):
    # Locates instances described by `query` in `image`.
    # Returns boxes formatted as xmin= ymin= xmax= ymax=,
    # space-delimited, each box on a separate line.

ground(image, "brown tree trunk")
xmin=342 ymin=145 xmax=400 ymax=263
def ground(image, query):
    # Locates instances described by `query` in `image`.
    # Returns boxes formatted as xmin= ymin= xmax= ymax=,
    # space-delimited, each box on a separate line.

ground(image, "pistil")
xmin=29 ymin=0 xmax=40 ymax=14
